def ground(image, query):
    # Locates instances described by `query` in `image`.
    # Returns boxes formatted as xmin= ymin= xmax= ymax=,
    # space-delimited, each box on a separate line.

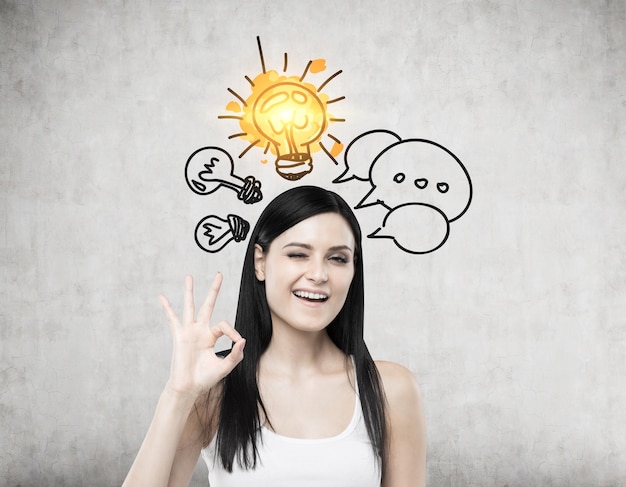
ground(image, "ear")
xmin=254 ymin=244 xmax=266 ymax=281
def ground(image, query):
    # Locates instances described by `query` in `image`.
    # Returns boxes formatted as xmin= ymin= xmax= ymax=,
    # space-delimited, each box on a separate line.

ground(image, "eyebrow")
xmin=282 ymin=242 xmax=353 ymax=253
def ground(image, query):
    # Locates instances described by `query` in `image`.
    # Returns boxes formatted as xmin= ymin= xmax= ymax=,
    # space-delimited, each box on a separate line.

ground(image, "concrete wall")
xmin=1 ymin=0 xmax=624 ymax=485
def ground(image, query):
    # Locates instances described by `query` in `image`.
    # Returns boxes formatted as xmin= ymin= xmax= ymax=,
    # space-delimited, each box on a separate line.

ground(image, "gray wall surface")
xmin=1 ymin=0 xmax=625 ymax=485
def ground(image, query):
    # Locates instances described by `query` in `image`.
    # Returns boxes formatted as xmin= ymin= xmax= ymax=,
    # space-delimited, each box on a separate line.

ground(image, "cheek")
xmin=335 ymin=269 xmax=355 ymax=296
xmin=263 ymin=261 xmax=298 ymax=299
xmin=265 ymin=263 xmax=296 ymax=288
xmin=264 ymin=272 xmax=284 ymax=297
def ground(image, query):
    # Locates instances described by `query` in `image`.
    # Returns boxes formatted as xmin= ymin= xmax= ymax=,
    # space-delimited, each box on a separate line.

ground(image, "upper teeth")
xmin=294 ymin=290 xmax=328 ymax=300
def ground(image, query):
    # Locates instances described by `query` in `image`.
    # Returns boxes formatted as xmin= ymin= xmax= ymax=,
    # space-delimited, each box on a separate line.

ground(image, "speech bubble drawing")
xmin=369 ymin=203 xmax=450 ymax=254
xmin=333 ymin=129 xmax=401 ymax=183
xmin=356 ymin=139 xmax=472 ymax=222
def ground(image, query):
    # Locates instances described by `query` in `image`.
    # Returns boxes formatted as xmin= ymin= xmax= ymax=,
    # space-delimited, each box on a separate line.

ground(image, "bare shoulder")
xmin=374 ymin=361 xmax=423 ymax=415
xmin=375 ymin=361 xmax=421 ymax=395
xmin=375 ymin=361 xmax=427 ymax=486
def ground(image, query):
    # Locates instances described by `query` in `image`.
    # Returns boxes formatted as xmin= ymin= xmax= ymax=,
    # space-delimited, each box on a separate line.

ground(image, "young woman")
xmin=123 ymin=186 xmax=426 ymax=486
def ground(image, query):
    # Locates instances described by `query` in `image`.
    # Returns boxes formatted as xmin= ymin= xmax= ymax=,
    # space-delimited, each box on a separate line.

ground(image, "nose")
xmin=306 ymin=259 xmax=328 ymax=283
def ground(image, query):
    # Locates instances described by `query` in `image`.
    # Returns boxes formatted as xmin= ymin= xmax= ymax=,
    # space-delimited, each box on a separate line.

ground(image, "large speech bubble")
xmin=369 ymin=203 xmax=450 ymax=254
xmin=356 ymin=139 xmax=472 ymax=222
xmin=333 ymin=129 xmax=401 ymax=183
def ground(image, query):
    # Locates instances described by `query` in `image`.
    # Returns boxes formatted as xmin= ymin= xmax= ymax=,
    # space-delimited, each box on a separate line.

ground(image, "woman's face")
xmin=254 ymin=212 xmax=356 ymax=335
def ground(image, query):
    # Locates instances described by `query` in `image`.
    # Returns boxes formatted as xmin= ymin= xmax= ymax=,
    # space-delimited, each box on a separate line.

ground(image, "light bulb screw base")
xmin=227 ymin=214 xmax=250 ymax=242
xmin=275 ymin=154 xmax=313 ymax=181
xmin=237 ymin=176 xmax=263 ymax=204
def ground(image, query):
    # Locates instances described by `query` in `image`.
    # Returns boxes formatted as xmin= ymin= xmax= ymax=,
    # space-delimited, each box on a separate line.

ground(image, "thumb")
xmin=221 ymin=339 xmax=246 ymax=376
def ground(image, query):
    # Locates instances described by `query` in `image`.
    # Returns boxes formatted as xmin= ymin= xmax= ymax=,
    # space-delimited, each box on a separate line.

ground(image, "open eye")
xmin=393 ymin=172 xmax=405 ymax=183
xmin=415 ymin=178 xmax=428 ymax=189
xmin=437 ymin=182 xmax=449 ymax=193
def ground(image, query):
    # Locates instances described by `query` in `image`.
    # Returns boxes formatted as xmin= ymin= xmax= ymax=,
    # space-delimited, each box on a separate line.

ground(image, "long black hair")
xmin=208 ymin=185 xmax=387 ymax=473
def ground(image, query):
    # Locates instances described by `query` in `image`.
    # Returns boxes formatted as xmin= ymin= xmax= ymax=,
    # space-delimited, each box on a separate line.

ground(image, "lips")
xmin=293 ymin=290 xmax=329 ymax=302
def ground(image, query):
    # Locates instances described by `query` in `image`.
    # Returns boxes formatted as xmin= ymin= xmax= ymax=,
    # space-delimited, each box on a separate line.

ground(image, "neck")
xmin=261 ymin=324 xmax=344 ymax=376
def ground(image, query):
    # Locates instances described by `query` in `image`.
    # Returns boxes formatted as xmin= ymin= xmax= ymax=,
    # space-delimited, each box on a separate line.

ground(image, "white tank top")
xmin=201 ymin=362 xmax=381 ymax=487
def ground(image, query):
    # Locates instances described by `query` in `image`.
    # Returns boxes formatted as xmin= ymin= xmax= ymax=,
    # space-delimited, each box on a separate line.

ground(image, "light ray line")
xmin=257 ymin=36 xmax=266 ymax=74
xmin=327 ymin=133 xmax=341 ymax=144
xmin=227 ymin=87 xmax=247 ymax=107
xmin=239 ymin=140 xmax=261 ymax=158
xmin=319 ymin=142 xmax=339 ymax=165
xmin=300 ymin=60 xmax=312 ymax=81
xmin=317 ymin=69 xmax=342 ymax=92
xmin=327 ymin=96 xmax=346 ymax=104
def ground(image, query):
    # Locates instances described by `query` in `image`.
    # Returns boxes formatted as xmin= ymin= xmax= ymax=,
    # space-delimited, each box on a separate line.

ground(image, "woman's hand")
xmin=159 ymin=273 xmax=245 ymax=399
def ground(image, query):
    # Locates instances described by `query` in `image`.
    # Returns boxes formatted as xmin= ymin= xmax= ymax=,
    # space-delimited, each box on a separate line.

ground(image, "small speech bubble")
xmin=369 ymin=203 xmax=450 ymax=254
xmin=333 ymin=129 xmax=401 ymax=183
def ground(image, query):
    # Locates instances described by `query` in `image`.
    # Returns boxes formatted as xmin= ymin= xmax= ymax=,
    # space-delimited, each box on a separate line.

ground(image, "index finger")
xmin=182 ymin=275 xmax=195 ymax=325
xmin=196 ymin=272 xmax=223 ymax=324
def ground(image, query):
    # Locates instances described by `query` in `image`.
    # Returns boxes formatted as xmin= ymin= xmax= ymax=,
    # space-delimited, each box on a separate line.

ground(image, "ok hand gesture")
xmin=159 ymin=273 xmax=245 ymax=399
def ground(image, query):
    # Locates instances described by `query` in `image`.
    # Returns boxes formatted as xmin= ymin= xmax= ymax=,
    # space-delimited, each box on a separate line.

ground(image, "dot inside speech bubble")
xmin=369 ymin=203 xmax=450 ymax=254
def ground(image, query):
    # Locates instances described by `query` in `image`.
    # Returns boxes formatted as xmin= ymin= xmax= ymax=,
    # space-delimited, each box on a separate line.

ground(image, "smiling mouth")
xmin=293 ymin=290 xmax=329 ymax=302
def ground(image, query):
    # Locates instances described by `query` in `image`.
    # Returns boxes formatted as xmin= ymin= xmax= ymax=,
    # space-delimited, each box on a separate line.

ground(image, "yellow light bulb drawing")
xmin=219 ymin=37 xmax=345 ymax=181
xmin=253 ymin=81 xmax=326 ymax=180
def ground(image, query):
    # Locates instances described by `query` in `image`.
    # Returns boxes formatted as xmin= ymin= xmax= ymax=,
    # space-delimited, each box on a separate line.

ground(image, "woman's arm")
xmin=122 ymin=387 xmax=201 ymax=487
xmin=377 ymin=361 xmax=427 ymax=487
xmin=122 ymin=274 xmax=245 ymax=487
xmin=165 ymin=391 xmax=218 ymax=487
